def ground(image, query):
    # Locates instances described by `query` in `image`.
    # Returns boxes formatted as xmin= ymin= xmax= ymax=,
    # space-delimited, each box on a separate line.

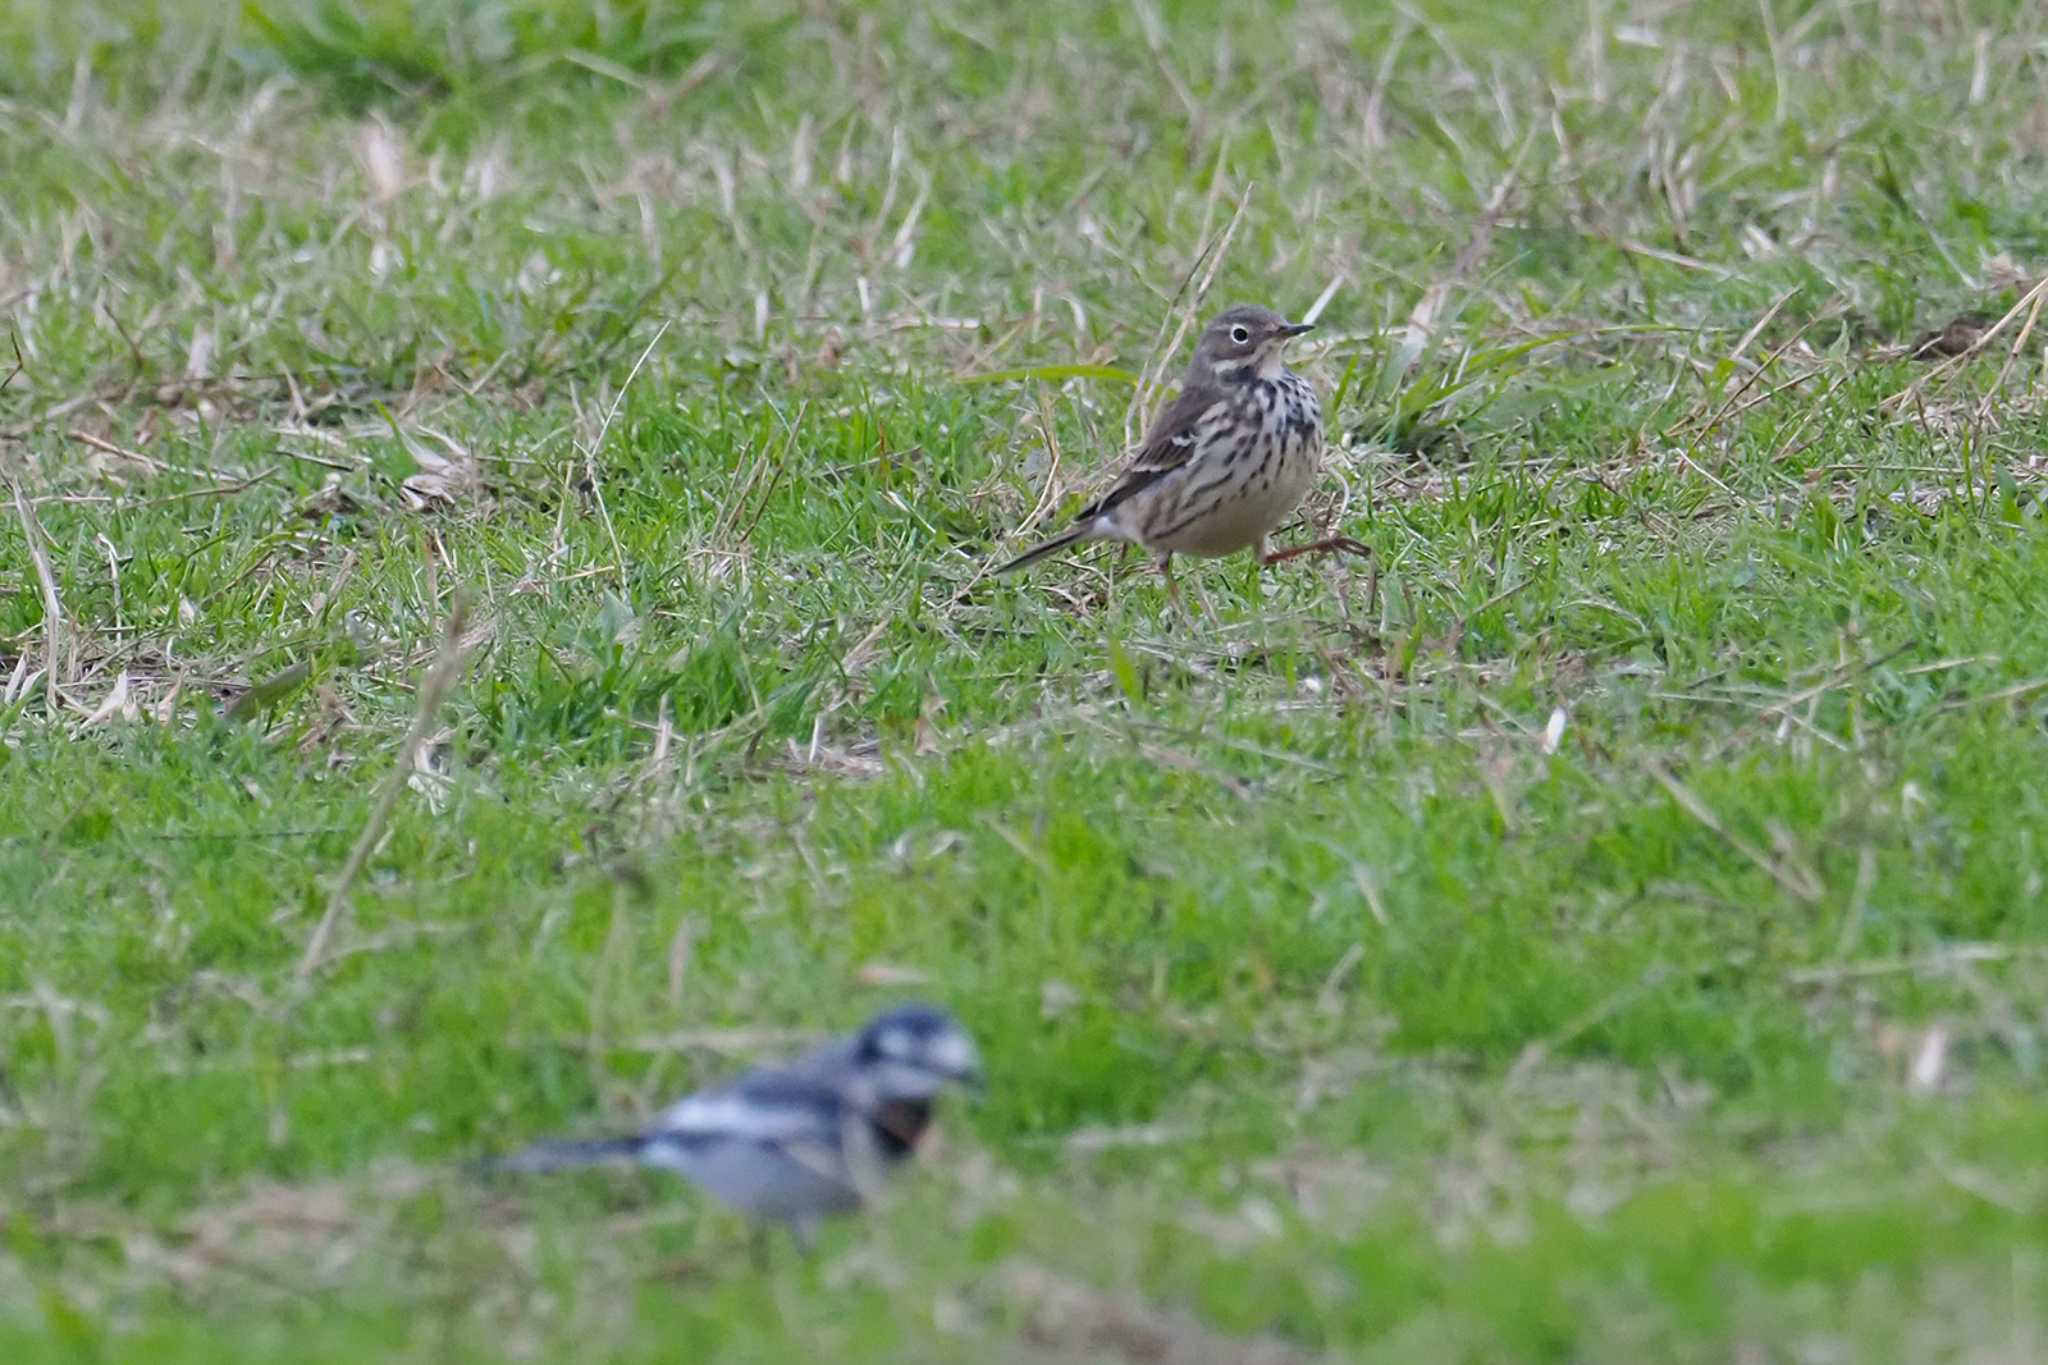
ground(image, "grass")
xmin=5 ymin=0 xmax=2048 ymax=1358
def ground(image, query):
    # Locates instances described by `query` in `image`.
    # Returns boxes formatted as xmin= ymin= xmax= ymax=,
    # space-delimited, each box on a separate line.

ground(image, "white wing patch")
xmin=653 ymin=1090 xmax=831 ymax=1141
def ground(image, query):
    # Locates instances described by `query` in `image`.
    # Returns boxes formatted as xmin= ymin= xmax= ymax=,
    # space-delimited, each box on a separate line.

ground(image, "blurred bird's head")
xmin=852 ymin=1003 xmax=984 ymax=1101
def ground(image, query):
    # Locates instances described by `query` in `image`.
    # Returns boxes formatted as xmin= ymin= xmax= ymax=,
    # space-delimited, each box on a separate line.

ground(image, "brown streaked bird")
xmin=995 ymin=304 xmax=1366 ymax=601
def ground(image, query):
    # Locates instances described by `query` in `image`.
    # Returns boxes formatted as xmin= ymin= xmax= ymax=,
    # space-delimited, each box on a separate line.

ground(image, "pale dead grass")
xmin=993 ymin=1259 xmax=1324 ymax=1365
xmin=6 ymin=0 xmax=2043 ymax=760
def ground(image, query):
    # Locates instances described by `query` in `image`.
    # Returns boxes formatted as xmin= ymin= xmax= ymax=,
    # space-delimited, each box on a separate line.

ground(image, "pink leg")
xmin=1155 ymin=552 xmax=1183 ymax=610
xmin=1260 ymin=535 xmax=1372 ymax=565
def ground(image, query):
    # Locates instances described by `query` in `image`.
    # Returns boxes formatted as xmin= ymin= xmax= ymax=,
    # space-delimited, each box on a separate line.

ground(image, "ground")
xmin=5 ymin=1 xmax=2048 ymax=1360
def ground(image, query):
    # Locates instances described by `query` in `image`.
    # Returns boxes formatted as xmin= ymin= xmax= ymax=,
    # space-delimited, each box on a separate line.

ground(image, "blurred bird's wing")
xmin=649 ymin=1068 xmax=874 ymax=1201
xmin=650 ymin=1068 xmax=846 ymax=1144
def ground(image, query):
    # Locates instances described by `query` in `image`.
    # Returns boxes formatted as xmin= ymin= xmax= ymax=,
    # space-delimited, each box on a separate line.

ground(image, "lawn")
xmin=5 ymin=0 xmax=2048 ymax=1359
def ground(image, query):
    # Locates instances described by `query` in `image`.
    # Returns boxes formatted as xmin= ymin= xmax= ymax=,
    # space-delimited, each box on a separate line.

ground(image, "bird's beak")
xmin=931 ymin=1030 xmax=985 ymax=1093
xmin=942 ymin=1057 xmax=986 ymax=1097
xmin=954 ymin=1048 xmax=987 ymax=1095
xmin=1281 ymin=321 xmax=1316 ymax=337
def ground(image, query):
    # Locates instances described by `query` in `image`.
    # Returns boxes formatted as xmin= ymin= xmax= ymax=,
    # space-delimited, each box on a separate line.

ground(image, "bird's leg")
xmin=1260 ymin=535 xmax=1372 ymax=565
xmin=1154 ymin=552 xmax=1192 ymax=621
xmin=1156 ymin=552 xmax=1179 ymax=604
xmin=787 ymin=1215 xmax=820 ymax=1256
xmin=750 ymin=1224 xmax=774 ymax=1271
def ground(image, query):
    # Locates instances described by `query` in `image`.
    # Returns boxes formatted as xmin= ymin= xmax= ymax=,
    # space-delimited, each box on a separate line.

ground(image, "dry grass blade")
xmin=1406 ymin=131 xmax=1534 ymax=336
xmin=1645 ymin=760 xmax=1823 ymax=904
xmin=711 ymin=398 xmax=807 ymax=548
xmin=1933 ymin=676 xmax=2048 ymax=713
xmin=69 ymin=427 xmax=253 ymax=484
xmin=999 ymin=1260 xmax=1320 ymax=1365
xmin=546 ymin=1027 xmax=817 ymax=1057
xmin=297 ymin=592 xmax=478 ymax=978
xmin=1017 ymin=382 xmax=1067 ymax=535
xmin=1122 ymin=180 xmax=1255 ymax=450
xmin=1509 ymin=966 xmax=1669 ymax=1084
xmin=1972 ymin=282 xmax=2046 ymax=424
xmin=1677 ymin=289 xmax=1814 ymax=438
xmin=5 ymin=467 xmax=65 ymax=716
xmin=1300 ymin=272 xmax=1344 ymax=327
xmin=1700 ymin=639 xmax=1919 ymax=760
xmin=583 ymin=319 xmax=671 ymax=584
xmin=1786 ymin=943 xmax=2042 ymax=985
xmin=1881 ymin=273 xmax=2048 ymax=414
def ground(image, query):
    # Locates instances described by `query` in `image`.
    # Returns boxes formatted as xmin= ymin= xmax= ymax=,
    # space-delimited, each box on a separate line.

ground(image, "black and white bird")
xmin=488 ymin=1003 xmax=982 ymax=1247
xmin=996 ymin=303 xmax=1367 ymax=602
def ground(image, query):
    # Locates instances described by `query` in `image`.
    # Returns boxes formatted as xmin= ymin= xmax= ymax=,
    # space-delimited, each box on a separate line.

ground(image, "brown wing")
xmin=1075 ymin=381 xmax=1230 ymax=523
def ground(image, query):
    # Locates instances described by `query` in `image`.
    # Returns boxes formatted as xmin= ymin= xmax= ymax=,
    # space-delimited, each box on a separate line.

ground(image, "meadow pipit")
xmin=997 ymin=304 xmax=1366 ymax=601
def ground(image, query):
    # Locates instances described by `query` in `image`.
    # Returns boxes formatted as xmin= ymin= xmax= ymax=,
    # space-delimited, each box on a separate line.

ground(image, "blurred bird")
xmin=996 ymin=304 xmax=1366 ymax=602
xmin=489 ymin=1003 xmax=982 ymax=1249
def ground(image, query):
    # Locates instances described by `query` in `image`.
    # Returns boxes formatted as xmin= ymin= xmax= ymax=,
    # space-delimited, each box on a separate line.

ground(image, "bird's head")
xmin=852 ymin=1002 xmax=984 ymax=1101
xmin=1192 ymin=304 xmax=1314 ymax=381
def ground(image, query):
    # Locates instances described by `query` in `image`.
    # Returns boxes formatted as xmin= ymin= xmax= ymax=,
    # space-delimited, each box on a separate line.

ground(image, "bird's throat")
xmin=870 ymin=1098 xmax=934 ymax=1158
xmin=1218 ymin=350 xmax=1290 ymax=384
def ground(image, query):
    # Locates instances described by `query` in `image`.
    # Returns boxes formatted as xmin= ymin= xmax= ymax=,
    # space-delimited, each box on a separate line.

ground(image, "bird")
xmin=995 ymin=303 xmax=1367 ymax=603
xmin=486 ymin=1003 xmax=983 ymax=1250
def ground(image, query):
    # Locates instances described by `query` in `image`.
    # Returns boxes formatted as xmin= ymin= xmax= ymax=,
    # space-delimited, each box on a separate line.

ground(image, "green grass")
xmin=6 ymin=0 xmax=2048 ymax=1358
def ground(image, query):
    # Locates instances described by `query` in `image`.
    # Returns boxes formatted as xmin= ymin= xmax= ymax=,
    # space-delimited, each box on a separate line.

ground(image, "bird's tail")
xmin=994 ymin=524 xmax=1091 ymax=576
xmin=483 ymin=1135 xmax=645 ymax=1175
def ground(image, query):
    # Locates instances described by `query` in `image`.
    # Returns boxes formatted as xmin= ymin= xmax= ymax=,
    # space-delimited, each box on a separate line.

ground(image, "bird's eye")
xmin=1229 ymin=325 xmax=1250 ymax=344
